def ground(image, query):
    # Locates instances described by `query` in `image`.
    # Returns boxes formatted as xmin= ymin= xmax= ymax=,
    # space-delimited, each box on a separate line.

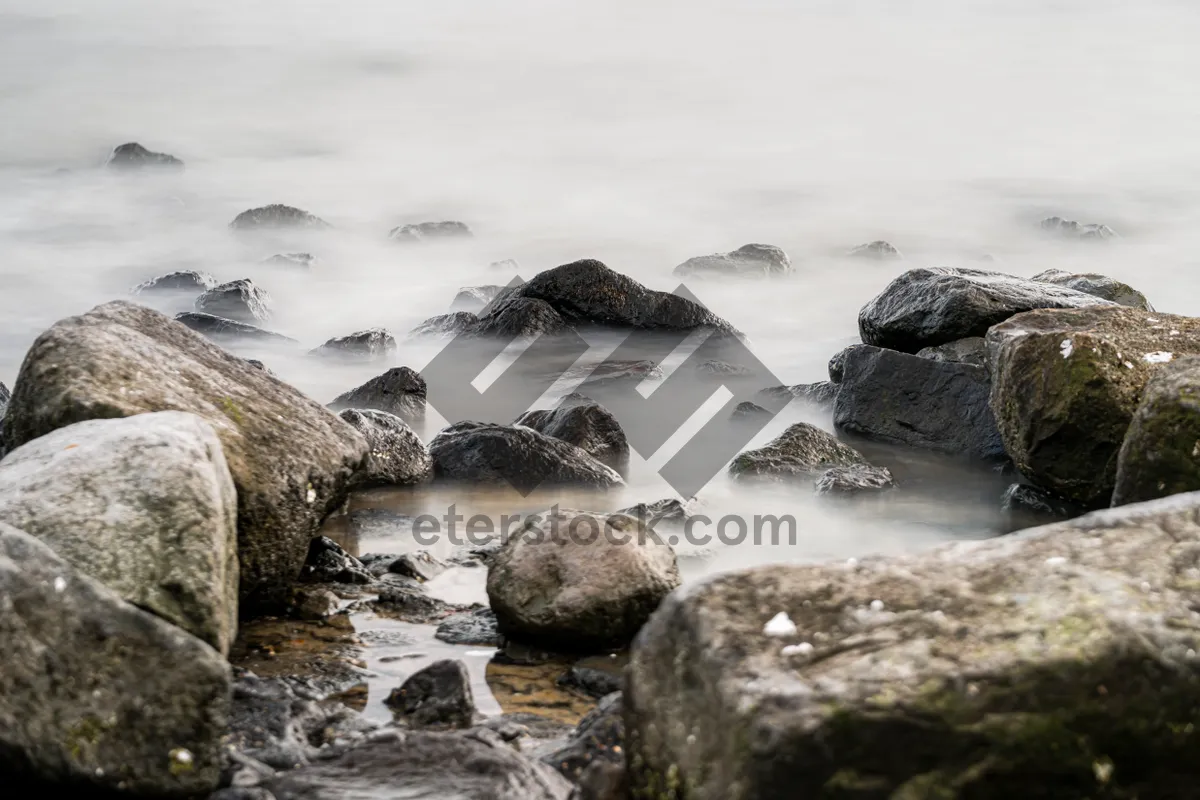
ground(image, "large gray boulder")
xmin=194 ymin=279 xmax=272 ymax=324
xmin=834 ymin=344 xmax=1005 ymax=460
xmin=988 ymin=305 xmax=1200 ymax=507
xmin=515 ymin=401 xmax=630 ymax=476
xmin=0 ymin=301 xmax=367 ymax=610
xmin=858 ymin=267 xmax=1114 ymax=353
xmin=338 ymin=408 xmax=431 ymax=487
xmin=309 ymin=328 xmax=396 ymax=361
xmin=0 ymin=522 xmax=229 ymax=797
xmin=673 ymin=243 xmax=791 ymax=278
xmin=0 ymin=412 xmax=238 ymax=653
xmin=132 ymin=270 xmax=217 ymax=295
xmin=1113 ymin=356 xmax=1200 ymax=506
xmin=626 ymin=493 xmax=1200 ymax=799
xmin=329 ymin=366 xmax=427 ymax=426
xmin=1031 ymin=269 xmax=1152 ymax=310
xmin=487 ymin=508 xmax=679 ymax=651
xmin=729 ymin=422 xmax=867 ymax=482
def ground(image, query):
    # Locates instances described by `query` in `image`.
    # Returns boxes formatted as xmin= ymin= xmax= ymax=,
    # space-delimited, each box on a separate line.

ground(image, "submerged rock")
xmin=754 ymin=381 xmax=838 ymax=411
xmin=515 ymin=401 xmax=630 ymax=476
xmin=385 ymin=659 xmax=476 ymax=729
xmin=329 ymin=366 xmax=427 ymax=426
xmin=195 ymin=279 xmax=272 ymax=324
xmin=300 ymin=536 xmax=372 ymax=585
xmin=557 ymin=667 xmax=622 ymax=700
xmin=916 ymin=336 xmax=988 ymax=368
xmin=1040 ymin=215 xmax=1117 ymax=240
xmin=696 ymin=359 xmax=756 ymax=378
xmin=859 ymin=267 xmax=1114 ymax=353
xmin=132 ymin=270 xmax=216 ymax=294
xmin=731 ymin=401 xmax=772 ymax=421
xmin=175 ymin=312 xmax=296 ymax=344
xmin=1001 ymin=483 xmax=1081 ymax=519
xmin=451 ymin=284 xmax=507 ymax=313
xmin=261 ymin=252 xmax=316 ymax=269
xmin=729 ymin=422 xmax=867 ymax=482
xmin=847 ymin=240 xmax=902 ymax=259
xmin=389 ymin=220 xmax=473 ymax=241
xmin=407 ymin=311 xmax=479 ymax=339
xmin=673 ymin=243 xmax=791 ymax=278
xmin=230 ymin=205 xmax=329 ymax=230
xmin=1113 ymin=356 xmax=1200 ymax=506
xmin=436 ymin=608 xmax=502 ymax=646
xmin=310 ymin=328 xmax=396 ymax=360
xmin=337 ymin=409 xmax=431 ymax=487
xmin=106 ymin=141 xmax=184 ymax=170
xmin=813 ymin=464 xmax=896 ymax=496
xmin=988 ymin=305 xmax=1200 ymax=507
xmin=1031 ymin=268 xmax=1152 ymax=310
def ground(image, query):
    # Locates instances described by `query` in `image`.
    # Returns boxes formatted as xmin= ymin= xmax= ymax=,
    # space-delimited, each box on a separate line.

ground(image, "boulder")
xmin=544 ymin=692 xmax=623 ymax=784
xmin=0 ymin=522 xmax=229 ymax=797
xmin=1041 ymin=215 xmax=1117 ymax=240
xmin=329 ymin=366 xmax=427 ymax=426
xmin=696 ymin=359 xmax=756 ymax=377
xmin=1031 ymin=268 xmax=1152 ymax=310
xmin=378 ymin=550 xmax=446 ymax=582
xmin=673 ymin=243 xmax=791 ymax=278
xmin=230 ymin=205 xmax=329 ymax=230
xmin=451 ymin=285 xmax=507 ymax=313
xmin=1113 ymin=356 xmax=1200 ymax=506
xmin=847 ymin=240 xmax=901 ymax=259
xmin=813 ymin=464 xmax=895 ymax=496
xmin=430 ymin=422 xmax=624 ymax=494
xmin=292 ymin=586 xmax=340 ymax=620
xmin=515 ymin=401 xmax=630 ymax=476
xmin=828 ymin=343 xmax=874 ymax=384
xmin=0 ymin=412 xmax=238 ymax=654
xmin=557 ymin=667 xmax=622 ymax=700
xmin=754 ymin=381 xmax=838 ymax=411
xmin=730 ymin=401 xmax=771 ymax=421
xmin=626 ymin=493 xmax=1200 ymax=798
xmin=486 ymin=508 xmax=680 ymax=651
xmin=987 ymin=305 xmax=1200 ymax=507
xmin=916 ymin=336 xmax=988 ymax=367
xmin=309 ymin=328 xmax=396 ymax=360
xmin=195 ymin=279 xmax=272 ymax=324
xmin=729 ymin=422 xmax=868 ymax=482
xmin=384 ymin=659 xmax=476 ymax=729
xmin=106 ymin=142 xmax=183 ymax=170
xmin=834 ymin=344 xmax=1005 ymax=460
xmin=261 ymin=252 xmax=316 ymax=269
xmin=389 ymin=220 xmax=473 ymax=241
xmin=859 ymin=267 xmax=1114 ymax=353
xmin=436 ymin=608 xmax=502 ymax=646
xmin=0 ymin=301 xmax=368 ymax=610
xmin=175 ymin=312 xmax=296 ymax=344
xmin=300 ymin=536 xmax=372 ymax=585
xmin=474 ymin=296 xmax=571 ymax=337
xmin=337 ymin=409 xmax=430 ymax=486
xmin=407 ymin=311 xmax=479 ymax=339
xmin=132 ymin=270 xmax=216 ymax=294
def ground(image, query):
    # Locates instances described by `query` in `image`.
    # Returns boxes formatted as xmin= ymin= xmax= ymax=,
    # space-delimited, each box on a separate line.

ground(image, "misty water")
xmin=5 ymin=1 xmax=1200 ymax=719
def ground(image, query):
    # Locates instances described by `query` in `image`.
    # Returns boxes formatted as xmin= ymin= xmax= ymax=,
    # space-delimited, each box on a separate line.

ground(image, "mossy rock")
xmin=1113 ymin=355 xmax=1200 ymax=505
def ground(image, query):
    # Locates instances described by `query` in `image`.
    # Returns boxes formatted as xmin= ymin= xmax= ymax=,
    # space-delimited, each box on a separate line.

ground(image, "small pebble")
xmin=781 ymin=642 xmax=814 ymax=656
xmin=869 ymin=599 xmax=885 ymax=612
xmin=1045 ymin=556 xmax=1067 ymax=566
xmin=763 ymin=612 xmax=798 ymax=637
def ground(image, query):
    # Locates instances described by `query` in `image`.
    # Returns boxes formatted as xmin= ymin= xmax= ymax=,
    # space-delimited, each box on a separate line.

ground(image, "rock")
xmin=1040 ymin=215 xmax=1117 ymax=240
xmin=557 ymin=667 xmax=622 ymax=700
xmin=309 ymin=328 xmax=396 ymax=360
xmin=1113 ymin=356 xmax=1200 ymax=506
xmin=451 ymin=285 xmax=506 ymax=313
xmin=0 ymin=522 xmax=229 ymax=797
xmin=813 ymin=464 xmax=896 ymax=496
xmin=264 ymin=729 xmax=572 ymax=799
xmin=515 ymin=402 xmax=630 ymax=476
xmin=175 ymin=312 xmax=296 ymax=344
xmin=374 ymin=584 xmax=463 ymax=624
xmin=0 ymin=412 xmax=238 ymax=653
xmin=1001 ymin=483 xmax=1081 ymax=519
xmin=292 ymin=587 xmax=340 ymax=621
xmin=430 ymin=422 xmax=624 ymax=494
xmin=731 ymin=401 xmax=771 ymax=421
xmin=916 ymin=336 xmax=988 ymax=368
xmin=436 ymin=608 xmax=503 ymax=646
xmin=0 ymin=380 xmax=9 ymax=419
xmin=627 ymin=492 xmax=1200 ymax=798
xmin=474 ymin=296 xmax=571 ymax=337
xmin=847 ymin=240 xmax=901 ymax=259
xmin=754 ymin=381 xmax=838 ymax=411
xmin=300 ymin=537 xmax=372 ymax=585
xmin=571 ymin=761 xmax=627 ymax=800
xmin=407 ymin=311 xmax=479 ymax=339
xmin=673 ymin=243 xmax=791 ymax=278
xmin=106 ymin=141 xmax=184 ymax=170
xmin=859 ymin=267 xmax=1115 ymax=353
xmin=729 ymin=422 xmax=867 ymax=482
xmin=834 ymin=344 xmax=1005 ymax=460
xmin=230 ymin=205 xmax=329 ymax=230
xmin=544 ymin=692 xmax=623 ymax=784
xmin=696 ymin=359 xmax=756 ymax=377
xmin=261 ymin=253 xmax=316 ymax=269
xmin=245 ymin=359 xmax=271 ymax=373
xmin=828 ymin=343 xmax=873 ymax=384
xmin=1031 ymin=268 xmax=1152 ymax=310
xmin=195 ymin=279 xmax=272 ymax=324
xmin=132 ymin=270 xmax=217 ymax=294
xmin=329 ymin=366 xmax=427 ymax=426
xmin=0 ymin=301 xmax=367 ymax=609
xmin=614 ymin=498 xmax=694 ymax=533
xmin=486 ymin=508 xmax=680 ymax=651
xmin=569 ymin=360 xmax=664 ymax=388
xmin=988 ymin=305 xmax=1200 ymax=507
xmin=386 ymin=550 xmax=446 ymax=582
xmin=490 ymin=258 xmax=521 ymax=272
xmin=389 ymin=220 xmax=473 ymax=241
xmin=385 ymin=659 xmax=475 ymax=728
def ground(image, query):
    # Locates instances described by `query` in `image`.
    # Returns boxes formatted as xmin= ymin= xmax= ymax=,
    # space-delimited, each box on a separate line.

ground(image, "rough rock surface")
xmin=916 ymin=336 xmax=988 ymax=367
xmin=859 ymin=267 xmax=1114 ymax=353
xmin=0 ymin=412 xmax=238 ymax=653
xmin=474 ymin=296 xmax=571 ymax=337
xmin=261 ymin=253 xmax=316 ymax=269
xmin=847 ymin=240 xmax=901 ymax=259
xmin=487 ymin=508 xmax=680 ymax=650
xmin=626 ymin=493 xmax=1200 ymax=799
xmin=987 ymin=305 xmax=1200 ymax=507
xmin=195 ymin=279 xmax=273 ymax=324
xmin=452 ymin=284 xmax=507 ymax=313
xmin=389 ymin=220 xmax=473 ymax=241
xmin=337 ymin=409 xmax=430 ymax=486
xmin=834 ymin=344 xmax=1005 ymax=460
xmin=385 ymin=659 xmax=476 ymax=729
xmin=436 ymin=608 xmax=503 ymax=646
xmin=515 ymin=401 xmax=630 ymax=476
xmin=813 ymin=464 xmax=896 ymax=496
xmin=1041 ymin=215 xmax=1117 ymax=240
xmin=754 ymin=381 xmax=838 ymax=411
xmin=729 ymin=422 xmax=868 ymax=482
xmin=1001 ymin=483 xmax=1081 ymax=519
xmin=174 ymin=312 xmax=296 ymax=344
xmin=329 ymin=366 xmax=427 ymax=426
xmin=230 ymin=205 xmax=329 ymax=230
xmin=430 ymin=422 xmax=624 ymax=494
xmin=673 ymin=243 xmax=791 ymax=278
xmin=1032 ymin=269 xmax=1152 ymax=310
xmin=0 ymin=301 xmax=367 ymax=609
xmin=730 ymin=401 xmax=771 ymax=421
xmin=544 ymin=692 xmax=624 ymax=784
xmin=828 ymin=343 xmax=873 ymax=384
xmin=132 ymin=270 xmax=216 ymax=294
xmin=407 ymin=311 xmax=479 ymax=339
xmin=0 ymin=380 xmax=9 ymax=419
xmin=300 ymin=537 xmax=372 ymax=585
xmin=0 ymin=522 xmax=229 ymax=797
xmin=310 ymin=328 xmax=396 ymax=360
xmin=1113 ymin=356 xmax=1200 ymax=506
xmin=106 ymin=142 xmax=183 ymax=170
xmin=558 ymin=667 xmax=623 ymax=700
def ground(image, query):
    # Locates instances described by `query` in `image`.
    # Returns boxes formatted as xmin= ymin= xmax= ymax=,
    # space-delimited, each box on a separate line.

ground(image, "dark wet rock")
xmin=195 ymin=279 xmax=273 ymax=324
xmin=614 ymin=498 xmax=693 ymax=533
xmin=544 ymin=692 xmax=623 ymax=784
xmin=673 ymin=243 xmax=791 ymax=278
xmin=245 ymin=359 xmax=270 ymax=373
xmin=373 ymin=584 xmax=464 ymax=624
xmin=1032 ymin=268 xmax=1152 ymax=310
xmin=0 ymin=301 xmax=366 ymax=611
xmin=451 ymin=284 xmax=507 ymax=313
xmin=988 ymin=305 xmax=1200 ymax=507
xmin=731 ymin=400 xmax=771 ymax=421
xmin=571 ymin=761 xmax=628 ymax=800
xmin=515 ymin=402 xmax=630 ymax=476
xmin=336 ymin=409 xmax=430 ymax=487
xmin=230 ymin=205 xmax=329 ymax=231
xmin=309 ymin=328 xmax=396 ymax=360
xmin=1001 ymin=483 xmax=1081 ymax=519
xmin=0 ymin=522 xmax=229 ymax=797
xmin=291 ymin=587 xmax=340 ymax=621
xmin=487 ymin=508 xmax=679 ymax=651
xmin=859 ymin=267 xmax=1114 ymax=353
xmin=300 ymin=537 xmax=372 ymax=585
xmin=847 ymin=240 xmax=902 ymax=259
xmin=828 ymin=343 xmax=873 ymax=383
xmin=106 ymin=141 xmax=184 ymax=170
xmin=430 ymin=422 xmax=624 ymax=494
xmin=408 ymin=311 xmax=479 ymax=339
xmin=0 ymin=381 xmax=9 ymax=419
xmin=0 ymin=412 xmax=238 ymax=654
xmin=752 ymin=382 xmax=835 ymax=412
xmin=834 ymin=344 xmax=1005 ymax=460
xmin=569 ymin=359 xmax=664 ymax=388
xmin=474 ymin=296 xmax=571 ymax=337
xmin=261 ymin=253 xmax=316 ymax=269
xmin=729 ymin=422 xmax=867 ymax=482
xmin=557 ymin=667 xmax=622 ymax=700
xmin=1113 ymin=356 xmax=1200 ymax=506
xmin=696 ymin=359 xmax=756 ymax=377
xmin=627 ymin=493 xmax=1200 ymax=799
xmin=385 ymin=550 xmax=446 ymax=582
xmin=916 ymin=336 xmax=988 ymax=368
xmin=385 ymin=659 xmax=476 ymax=729
xmin=263 ymin=729 xmax=572 ymax=799
xmin=436 ymin=608 xmax=503 ymax=646
xmin=329 ymin=366 xmax=426 ymax=426
xmin=813 ymin=464 xmax=896 ymax=496
xmin=389 ymin=220 xmax=473 ymax=241
xmin=1041 ymin=215 xmax=1118 ymax=240
xmin=175 ymin=312 xmax=297 ymax=344
xmin=132 ymin=270 xmax=217 ymax=294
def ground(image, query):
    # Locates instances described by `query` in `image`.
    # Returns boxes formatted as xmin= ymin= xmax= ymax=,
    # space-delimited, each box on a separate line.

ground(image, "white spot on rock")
xmin=1060 ymin=339 xmax=1073 ymax=359
xmin=1123 ymin=361 xmax=1134 ymax=370
xmin=869 ymin=599 xmax=885 ymax=612
xmin=305 ymin=486 xmax=316 ymax=504
xmin=1143 ymin=352 xmax=1174 ymax=364
xmin=1045 ymin=556 xmax=1068 ymax=566
xmin=763 ymin=612 xmax=798 ymax=637
xmin=54 ymin=576 xmax=66 ymax=593
xmin=781 ymin=642 xmax=814 ymax=656
xmin=171 ymin=748 xmax=193 ymax=765
xmin=1171 ymin=330 xmax=1182 ymax=337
